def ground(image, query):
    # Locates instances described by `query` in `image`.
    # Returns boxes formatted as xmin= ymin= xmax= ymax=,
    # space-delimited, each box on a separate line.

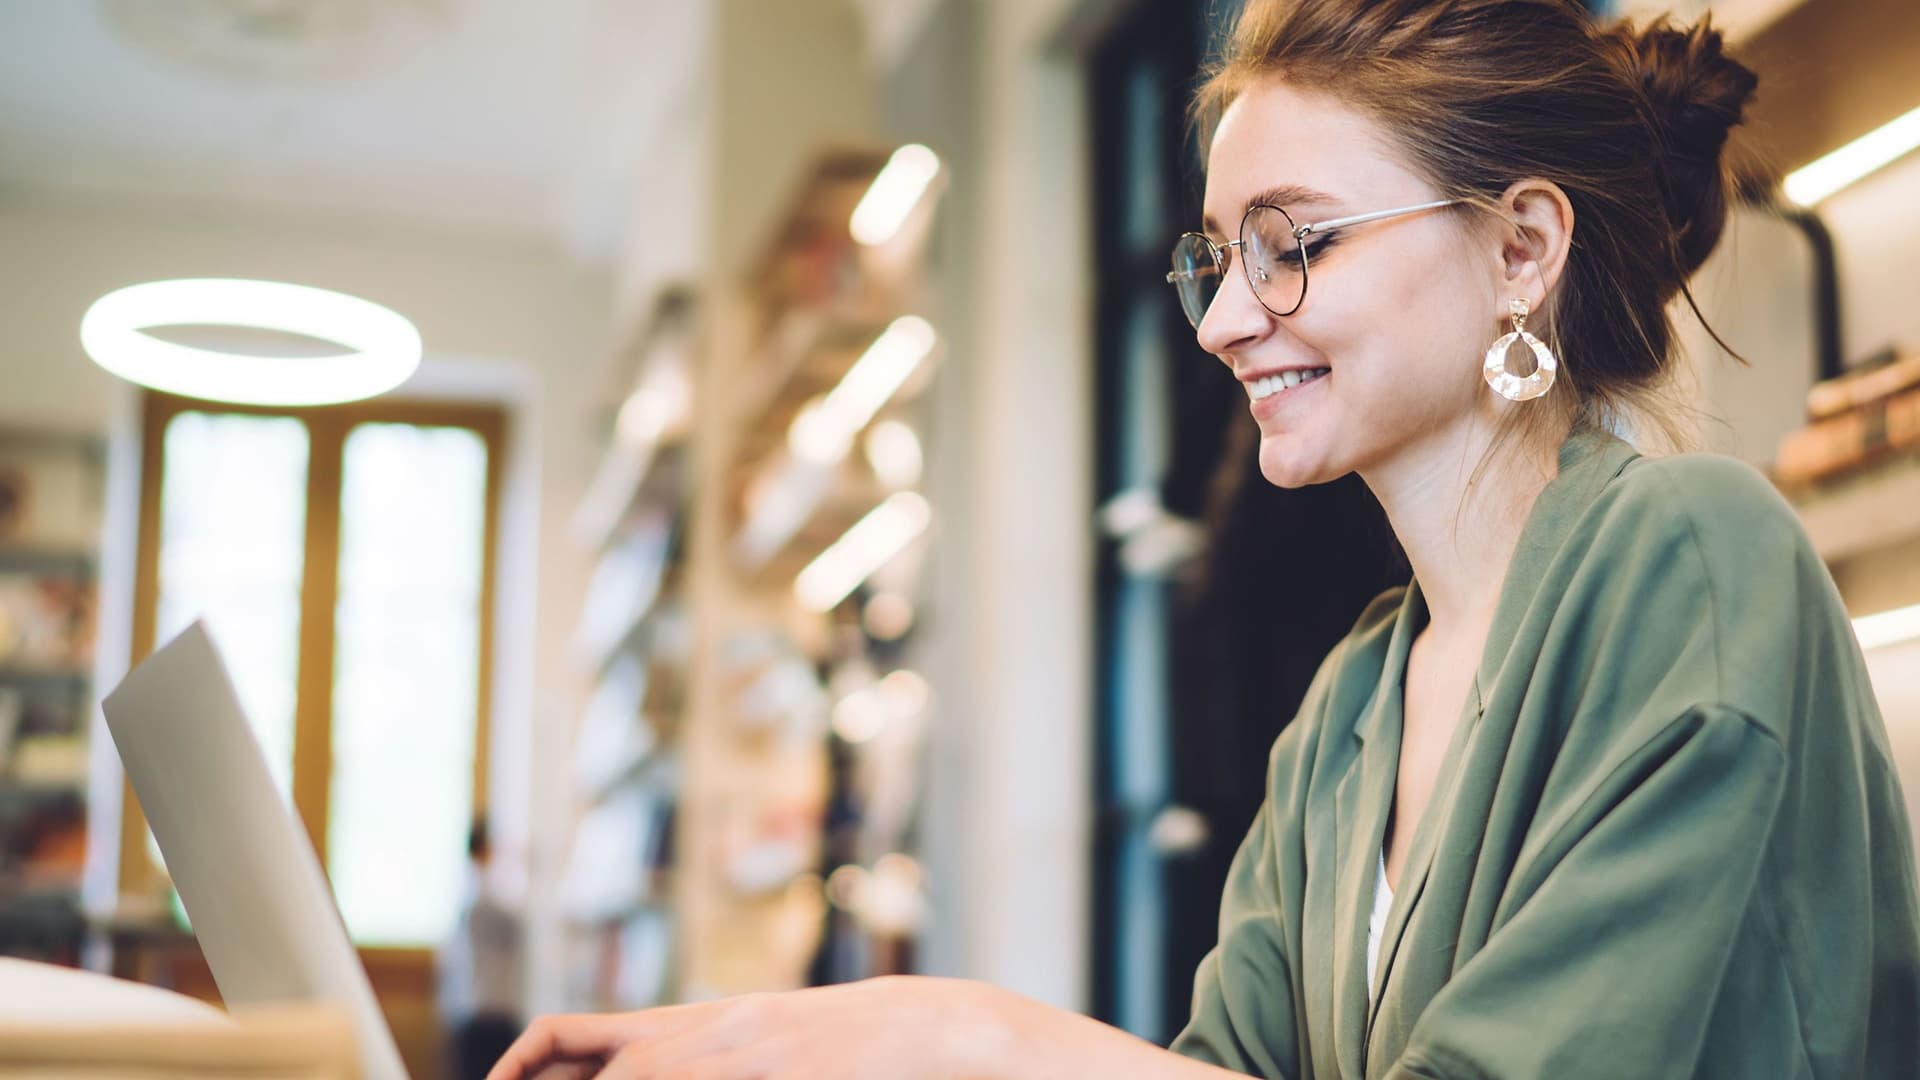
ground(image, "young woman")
xmin=489 ymin=1 xmax=1920 ymax=1076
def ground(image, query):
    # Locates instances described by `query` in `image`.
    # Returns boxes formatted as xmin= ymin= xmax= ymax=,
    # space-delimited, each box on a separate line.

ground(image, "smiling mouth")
xmin=1246 ymin=368 xmax=1329 ymax=402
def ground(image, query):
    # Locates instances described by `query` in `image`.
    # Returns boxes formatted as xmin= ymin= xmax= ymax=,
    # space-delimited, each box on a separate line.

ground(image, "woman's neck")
xmin=1361 ymin=417 xmax=1563 ymax=640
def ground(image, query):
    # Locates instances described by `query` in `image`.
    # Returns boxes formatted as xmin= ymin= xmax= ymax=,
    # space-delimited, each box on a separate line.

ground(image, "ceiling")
xmin=0 ymin=0 xmax=709 ymax=262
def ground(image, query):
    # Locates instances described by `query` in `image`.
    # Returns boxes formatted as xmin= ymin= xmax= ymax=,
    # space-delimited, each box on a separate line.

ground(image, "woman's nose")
xmin=1194 ymin=258 xmax=1271 ymax=360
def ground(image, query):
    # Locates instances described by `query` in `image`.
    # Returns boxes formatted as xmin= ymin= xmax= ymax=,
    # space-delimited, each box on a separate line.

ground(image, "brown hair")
xmin=1193 ymin=0 xmax=1759 ymax=448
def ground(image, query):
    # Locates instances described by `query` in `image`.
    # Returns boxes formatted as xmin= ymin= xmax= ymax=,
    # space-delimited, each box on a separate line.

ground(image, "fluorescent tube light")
xmin=850 ymin=144 xmax=942 ymax=246
xmin=81 ymin=278 xmax=420 ymax=406
xmin=1854 ymin=602 xmax=1920 ymax=652
xmin=785 ymin=316 xmax=936 ymax=466
xmin=1783 ymin=103 xmax=1920 ymax=207
xmin=789 ymin=397 xmax=855 ymax=466
xmin=826 ymin=316 xmax=935 ymax=430
xmin=795 ymin=492 xmax=931 ymax=613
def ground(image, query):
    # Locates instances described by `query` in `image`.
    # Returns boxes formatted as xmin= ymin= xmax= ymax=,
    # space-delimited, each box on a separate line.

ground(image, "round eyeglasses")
xmin=1166 ymin=198 xmax=1458 ymax=329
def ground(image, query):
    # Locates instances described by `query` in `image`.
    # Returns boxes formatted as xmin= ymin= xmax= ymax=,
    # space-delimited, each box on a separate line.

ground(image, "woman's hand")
xmin=483 ymin=974 xmax=1229 ymax=1080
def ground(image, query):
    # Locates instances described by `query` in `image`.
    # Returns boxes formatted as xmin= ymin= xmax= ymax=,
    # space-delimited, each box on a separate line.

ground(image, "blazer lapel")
xmin=1333 ymin=586 xmax=1420 ymax=1078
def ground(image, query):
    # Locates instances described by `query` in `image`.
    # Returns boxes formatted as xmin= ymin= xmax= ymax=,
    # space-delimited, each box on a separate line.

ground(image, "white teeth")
xmin=1246 ymin=369 xmax=1328 ymax=402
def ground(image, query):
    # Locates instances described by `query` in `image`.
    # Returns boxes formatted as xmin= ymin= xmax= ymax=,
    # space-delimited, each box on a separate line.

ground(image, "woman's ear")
xmin=1495 ymin=179 xmax=1575 ymax=311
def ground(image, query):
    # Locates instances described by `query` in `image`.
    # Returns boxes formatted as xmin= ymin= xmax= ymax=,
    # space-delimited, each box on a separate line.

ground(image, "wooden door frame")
xmin=119 ymin=390 xmax=506 ymax=950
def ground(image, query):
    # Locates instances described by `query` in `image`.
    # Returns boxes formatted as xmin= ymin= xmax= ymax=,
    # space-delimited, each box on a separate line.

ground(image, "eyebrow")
xmin=1202 ymin=184 xmax=1338 ymax=235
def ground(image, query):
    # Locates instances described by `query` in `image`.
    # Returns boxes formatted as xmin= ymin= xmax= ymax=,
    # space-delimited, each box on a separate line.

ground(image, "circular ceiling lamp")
xmin=81 ymin=278 xmax=422 ymax=406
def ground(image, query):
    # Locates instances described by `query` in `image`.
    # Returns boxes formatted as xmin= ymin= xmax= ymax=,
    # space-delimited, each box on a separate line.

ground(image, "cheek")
xmin=1309 ymin=247 xmax=1490 ymax=408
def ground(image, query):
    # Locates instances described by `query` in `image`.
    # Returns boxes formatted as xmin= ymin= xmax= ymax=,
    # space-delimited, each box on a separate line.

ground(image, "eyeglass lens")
xmin=1168 ymin=205 xmax=1307 ymax=327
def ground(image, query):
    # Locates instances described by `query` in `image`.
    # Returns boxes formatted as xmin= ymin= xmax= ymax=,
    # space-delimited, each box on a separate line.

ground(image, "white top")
xmin=1367 ymin=849 xmax=1394 ymax=1000
xmin=437 ymin=866 xmax=526 ymax=1021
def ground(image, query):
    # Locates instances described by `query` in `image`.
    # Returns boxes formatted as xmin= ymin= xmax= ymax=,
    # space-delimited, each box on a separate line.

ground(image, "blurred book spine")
xmin=1776 ymin=377 xmax=1920 ymax=484
xmin=1805 ymin=346 xmax=1920 ymax=421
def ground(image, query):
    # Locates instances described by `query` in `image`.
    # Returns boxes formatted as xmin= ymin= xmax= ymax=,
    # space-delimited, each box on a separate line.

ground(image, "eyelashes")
xmin=1259 ymin=234 xmax=1336 ymax=272
xmin=1214 ymin=233 xmax=1336 ymax=277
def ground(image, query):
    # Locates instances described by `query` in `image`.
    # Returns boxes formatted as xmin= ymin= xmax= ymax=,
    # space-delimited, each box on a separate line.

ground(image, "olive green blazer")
xmin=1171 ymin=428 xmax=1920 ymax=1078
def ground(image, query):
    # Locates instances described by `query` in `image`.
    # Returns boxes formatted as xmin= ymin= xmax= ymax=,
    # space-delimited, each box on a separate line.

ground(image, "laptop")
xmin=101 ymin=620 xmax=411 ymax=1080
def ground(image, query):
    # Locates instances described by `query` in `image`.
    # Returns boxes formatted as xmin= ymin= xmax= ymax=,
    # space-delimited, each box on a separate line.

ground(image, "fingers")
xmin=488 ymin=995 xmax=784 ymax=1080
xmin=486 ymin=1013 xmax=653 ymax=1080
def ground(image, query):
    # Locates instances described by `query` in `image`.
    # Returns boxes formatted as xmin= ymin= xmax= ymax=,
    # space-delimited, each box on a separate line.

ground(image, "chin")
xmin=1257 ymin=434 xmax=1348 ymax=489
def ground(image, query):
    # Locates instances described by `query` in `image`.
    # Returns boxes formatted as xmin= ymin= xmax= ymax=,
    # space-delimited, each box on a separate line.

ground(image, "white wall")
xmin=944 ymin=0 xmax=1098 ymax=1013
xmin=0 ymin=190 xmax=610 ymax=1010
xmin=1681 ymin=206 xmax=1821 ymax=464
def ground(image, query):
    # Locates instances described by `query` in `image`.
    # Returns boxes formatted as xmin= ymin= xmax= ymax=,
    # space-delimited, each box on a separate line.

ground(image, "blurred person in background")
xmin=440 ymin=817 xmax=524 ymax=1080
xmin=484 ymin=0 xmax=1920 ymax=1076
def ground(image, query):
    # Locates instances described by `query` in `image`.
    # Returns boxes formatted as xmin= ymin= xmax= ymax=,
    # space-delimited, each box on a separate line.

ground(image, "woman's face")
xmin=1198 ymin=80 xmax=1503 ymax=489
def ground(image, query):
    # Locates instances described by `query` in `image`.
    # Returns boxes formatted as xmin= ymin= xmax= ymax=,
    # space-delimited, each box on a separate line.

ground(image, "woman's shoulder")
xmin=1604 ymin=447 xmax=1802 ymax=549
xmin=1581 ymin=446 xmax=1820 ymax=592
xmin=1572 ymin=445 xmax=1863 ymax=736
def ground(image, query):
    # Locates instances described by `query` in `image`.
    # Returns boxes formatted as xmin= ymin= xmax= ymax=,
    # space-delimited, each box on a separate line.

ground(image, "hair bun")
xmin=1623 ymin=16 xmax=1759 ymax=276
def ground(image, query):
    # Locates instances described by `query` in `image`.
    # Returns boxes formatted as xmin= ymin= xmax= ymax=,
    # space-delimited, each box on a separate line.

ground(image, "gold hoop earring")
xmin=1483 ymin=298 xmax=1557 ymax=402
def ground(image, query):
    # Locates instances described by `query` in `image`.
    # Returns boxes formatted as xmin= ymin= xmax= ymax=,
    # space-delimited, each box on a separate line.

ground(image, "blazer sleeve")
xmin=1169 ymin=705 xmax=1326 ymax=1080
xmin=1387 ymin=703 xmax=1788 ymax=1080
xmin=1169 ymin=787 xmax=1301 ymax=1079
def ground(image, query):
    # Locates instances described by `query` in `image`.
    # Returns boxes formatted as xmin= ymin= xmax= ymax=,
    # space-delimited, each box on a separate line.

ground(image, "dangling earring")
xmin=1483 ymin=297 xmax=1557 ymax=402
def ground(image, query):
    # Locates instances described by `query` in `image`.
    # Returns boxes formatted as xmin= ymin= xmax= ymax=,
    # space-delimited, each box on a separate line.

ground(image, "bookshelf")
xmin=0 ymin=429 xmax=105 ymax=965
xmin=1783 ymin=448 xmax=1920 ymax=564
xmin=669 ymin=144 xmax=945 ymax=998
xmin=559 ymin=289 xmax=698 ymax=1012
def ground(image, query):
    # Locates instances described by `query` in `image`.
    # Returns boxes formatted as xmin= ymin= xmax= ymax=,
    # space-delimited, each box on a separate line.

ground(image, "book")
xmin=1806 ymin=346 xmax=1920 ymax=421
xmin=1775 ymin=384 xmax=1920 ymax=484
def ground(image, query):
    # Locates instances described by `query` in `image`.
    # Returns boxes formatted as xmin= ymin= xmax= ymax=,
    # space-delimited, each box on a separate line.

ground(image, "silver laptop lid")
xmin=102 ymin=620 xmax=409 ymax=1080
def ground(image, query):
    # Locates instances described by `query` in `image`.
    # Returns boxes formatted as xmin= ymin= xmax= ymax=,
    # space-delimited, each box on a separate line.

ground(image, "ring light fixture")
xmin=81 ymin=278 xmax=422 ymax=406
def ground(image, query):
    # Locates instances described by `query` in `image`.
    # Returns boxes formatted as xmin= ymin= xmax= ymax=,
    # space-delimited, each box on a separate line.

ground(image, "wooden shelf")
xmin=730 ymin=463 xmax=890 ymax=588
xmin=0 ymin=430 xmax=105 ymax=456
xmin=746 ymin=147 xmax=897 ymax=310
xmin=0 ymin=547 xmax=97 ymax=573
xmin=730 ymin=305 xmax=897 ymax=481
xmin=0 ymin=781 xmax=85 ymax=807
xmin=585 ymin=572 xmax=689 ymax=681
xmin=576 ymin=439 xmax=689 ymax=555
xmin=0 ymin=666 xmax=91 ymax=690
xmin=1782 ymin=447 xmax=1920 ymax=562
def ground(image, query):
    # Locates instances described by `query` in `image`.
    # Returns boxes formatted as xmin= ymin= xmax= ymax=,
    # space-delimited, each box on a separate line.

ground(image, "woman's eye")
xmin=1277 ymin=237 xmax=1332 ymax=269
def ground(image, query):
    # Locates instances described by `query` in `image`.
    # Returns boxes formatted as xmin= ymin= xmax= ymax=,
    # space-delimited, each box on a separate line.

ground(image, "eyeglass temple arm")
xmin=1294 ymin=198 xmax=1458 ymax=238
